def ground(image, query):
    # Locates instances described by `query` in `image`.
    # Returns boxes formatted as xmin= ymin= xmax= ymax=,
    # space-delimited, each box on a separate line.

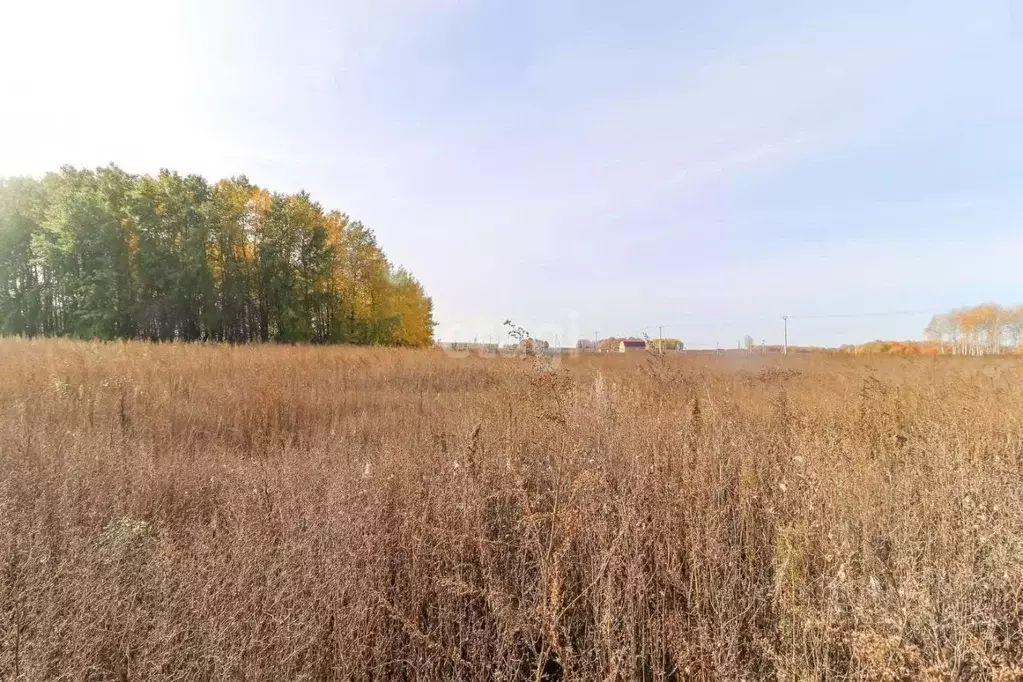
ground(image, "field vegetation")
xmin=2 ymin=338 xmax=1023 ymax=680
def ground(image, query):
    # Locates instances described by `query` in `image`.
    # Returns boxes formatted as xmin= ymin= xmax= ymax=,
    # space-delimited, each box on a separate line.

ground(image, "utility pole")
xmin=782 ymin=315 xmax=788 ymax=355
xmin=658 ymin=325 xmax=664 ymax=354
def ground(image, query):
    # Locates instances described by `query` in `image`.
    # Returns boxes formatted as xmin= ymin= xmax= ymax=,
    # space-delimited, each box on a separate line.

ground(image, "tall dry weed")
xmin=1 ymin=339 xmax=1023 ymax=679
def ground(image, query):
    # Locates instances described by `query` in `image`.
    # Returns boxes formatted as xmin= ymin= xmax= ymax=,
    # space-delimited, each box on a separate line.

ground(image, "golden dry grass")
xmin=2 ymin=338 xmax=1023 ymax=680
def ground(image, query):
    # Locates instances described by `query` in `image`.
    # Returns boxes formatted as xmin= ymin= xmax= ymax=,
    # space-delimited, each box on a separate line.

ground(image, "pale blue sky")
xmin=3 ymin=0 xmax=1022 ymax=346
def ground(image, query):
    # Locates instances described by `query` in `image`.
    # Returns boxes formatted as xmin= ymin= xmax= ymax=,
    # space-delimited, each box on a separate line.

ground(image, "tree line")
xmin=925 ymin=304 xmax=1023 ymax=355
xmin=575 ymin=337 xmax=683 ymax=351
xmin=0 ymin=166 xmax=434 ymax=346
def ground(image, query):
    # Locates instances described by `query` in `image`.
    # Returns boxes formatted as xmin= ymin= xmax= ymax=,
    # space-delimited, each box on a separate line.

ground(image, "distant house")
xmin=438 ymin=342 xmax=500 ymax=354
xmin=518 ymin=338 xmax=549 ymax=353
xmin=619 ymin=338 xmax=646 ymax=353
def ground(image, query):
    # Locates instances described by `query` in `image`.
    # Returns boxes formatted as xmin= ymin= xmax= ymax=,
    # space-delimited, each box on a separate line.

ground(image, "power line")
xmin=642 ymin=308 xmax=935 ymax=332
xmin=632 ymin=308 xmax=939 ymax=351
xmin=787 ymin=308 xmax=935 ymax=320
xmin=640 ymin=318 xmax=772 ymax=331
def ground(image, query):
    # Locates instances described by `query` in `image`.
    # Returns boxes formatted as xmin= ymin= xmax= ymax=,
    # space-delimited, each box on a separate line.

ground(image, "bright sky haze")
xmin=3 ymin=0 xmax=1022 ymax=347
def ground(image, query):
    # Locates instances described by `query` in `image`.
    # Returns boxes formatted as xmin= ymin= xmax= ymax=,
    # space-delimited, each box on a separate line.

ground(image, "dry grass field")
xmin=3 ymin=339 xmax=1023 ymax=681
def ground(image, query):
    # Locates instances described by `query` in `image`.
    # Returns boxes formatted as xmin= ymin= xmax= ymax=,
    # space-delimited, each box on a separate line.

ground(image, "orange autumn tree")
xmin=925 ymin=304 xmax=1023 ymax=355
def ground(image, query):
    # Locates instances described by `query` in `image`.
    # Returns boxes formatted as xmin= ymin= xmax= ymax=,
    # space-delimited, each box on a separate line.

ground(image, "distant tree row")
xmin=925 ymin=304 xmax=1023 ymax=355
xmin=0 ymin=166 xmax=434 ymax=345
xmin=587 ymin=337 xmax=682 ymax=351
xmin=841 ymin=341 xmax=939 ymax=355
